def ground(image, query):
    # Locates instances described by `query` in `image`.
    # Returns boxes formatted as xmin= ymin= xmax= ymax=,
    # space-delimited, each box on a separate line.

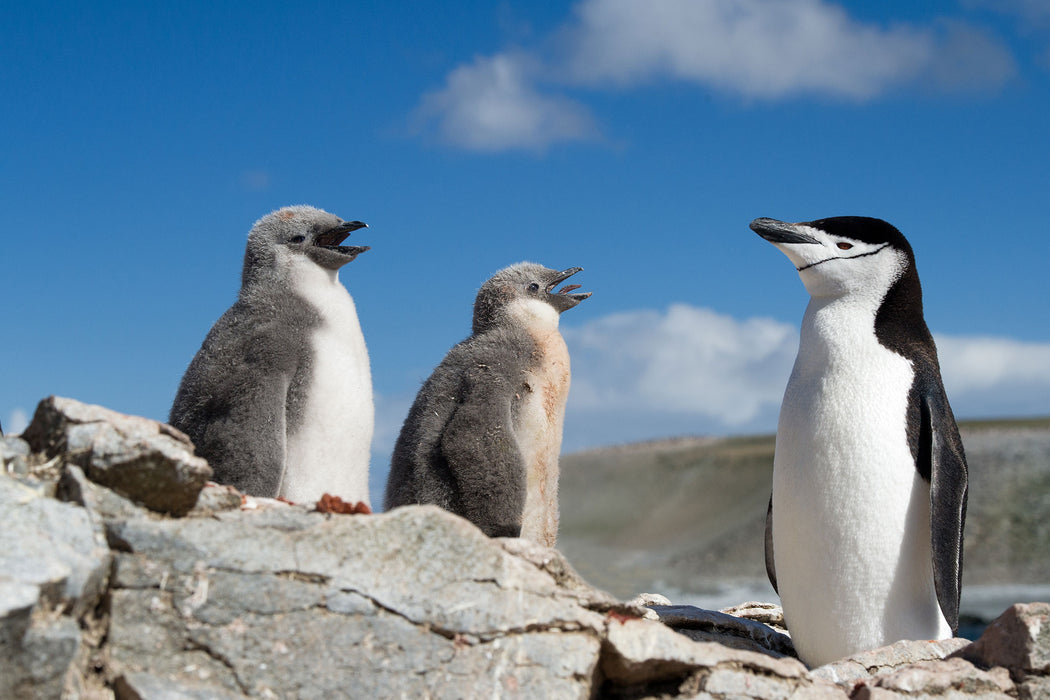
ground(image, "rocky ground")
xmin=3 ymin=396 xmax=1050 ymax=698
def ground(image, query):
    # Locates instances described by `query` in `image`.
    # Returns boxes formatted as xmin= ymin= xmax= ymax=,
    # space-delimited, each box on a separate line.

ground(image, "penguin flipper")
xmin=193 ymin=374 xmax=291 ymax=498
xmin=764 ymin=493 xmax=778 ymax=594
xmin=439 ymin=367 xmax=526 ymax=539
xmin=922 ymin=391 xmax=968 ymax=634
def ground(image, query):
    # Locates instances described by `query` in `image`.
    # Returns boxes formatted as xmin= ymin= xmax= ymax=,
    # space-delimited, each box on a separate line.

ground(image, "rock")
xmin=852 ymin=657 xmax=1014 ymax=698
xmin=600 ymin=616 xmax=830 ymax=697
xmin=4 ymin=398 xmax=1050 ymax=699
xmin=812 ymin=637 xmax=973 ymax=686
xmin=22 ymin=396 xmax=211 ymax=516
xmin=648 ymin=604 xmax=796 ymax=658
xmin=954 ymin=602 xmax=1050 ymax=677
xmin=186 ymin=482 xmax=243 ymax=516
xmin=626 ymin=591 xmax=672 ymax=620
xmin=104 ymin=505 xmax=608 ymax=698
xmin=0 ymin=473 xmax=111 ymax=617
xmin=721 ymin=600 xmax=787 ymax=630
xmin=1 ymin=434 xmax=31 ymax=475
xmin=0 ymin=471 xmax=111 ymax=699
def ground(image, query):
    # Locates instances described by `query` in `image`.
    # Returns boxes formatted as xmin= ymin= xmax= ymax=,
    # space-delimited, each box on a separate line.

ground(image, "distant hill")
xmin=558 ymin=417 xmax=1050 ymax=614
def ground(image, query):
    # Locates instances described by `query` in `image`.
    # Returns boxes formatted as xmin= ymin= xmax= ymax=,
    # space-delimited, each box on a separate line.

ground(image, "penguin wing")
xmin=920 ymin=384 xmax=969 ymax=634
xmin=438 ymin=349 xmax=529 ymax=538
xmin=197 ymin=371 xmax=292 ymax=496
xmin=171 ymin=302 xmax=303 ymax=497
xmin=764 ymin=494 xmax=778 ymax=594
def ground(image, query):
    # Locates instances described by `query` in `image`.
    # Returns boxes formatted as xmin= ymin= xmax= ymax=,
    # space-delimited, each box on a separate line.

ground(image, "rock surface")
xmin=3 ymin=397 xmax=1050 ymax=698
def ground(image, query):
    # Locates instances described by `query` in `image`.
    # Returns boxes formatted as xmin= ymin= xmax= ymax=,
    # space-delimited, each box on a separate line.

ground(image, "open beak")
xmin=546 ymin=267 xmax=592 ymax=312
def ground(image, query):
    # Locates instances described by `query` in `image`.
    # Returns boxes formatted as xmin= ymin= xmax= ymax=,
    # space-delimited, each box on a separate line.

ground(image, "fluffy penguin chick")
xmin=170 ymin=205 xmax=374 ymax=505
xmin=750 ymin=216 xmax=968 ymax=667
xmin=384 ymin=262 xmax=591 ymax=545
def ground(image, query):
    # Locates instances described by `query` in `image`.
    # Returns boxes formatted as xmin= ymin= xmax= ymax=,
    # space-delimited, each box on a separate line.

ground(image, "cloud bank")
xmin=413 ymin=0 xmax=1015 ymax=152
xmin=4 ymin=408 xmax=29 ymax=436
xmin=369 ymin=305 xmax=1049 ymax=481
xmin=558 ymin=304 xmax=1050 ymax=450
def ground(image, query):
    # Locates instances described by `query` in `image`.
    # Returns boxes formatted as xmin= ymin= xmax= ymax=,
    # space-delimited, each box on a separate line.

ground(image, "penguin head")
xmin=243 ymin=206 xmax=369 ymax=283
xmin=750 ymin=216 xmax=913 ymax=299
xmin=472 ymin=263 xmax=592 ymax=334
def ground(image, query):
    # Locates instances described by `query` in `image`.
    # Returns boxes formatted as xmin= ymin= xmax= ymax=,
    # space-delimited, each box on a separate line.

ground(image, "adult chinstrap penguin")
xmin=384 ymin=262 xmax=591 ymax=546
xmin=170 ymin=205 xmax=375 ymax=506
xmin=750 ymin=216 xmax=968 ymax=667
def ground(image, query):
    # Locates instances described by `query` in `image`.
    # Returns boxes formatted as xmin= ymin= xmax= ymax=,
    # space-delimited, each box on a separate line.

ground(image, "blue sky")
xmin=3 ymin=1 xmax=1049 ymax=501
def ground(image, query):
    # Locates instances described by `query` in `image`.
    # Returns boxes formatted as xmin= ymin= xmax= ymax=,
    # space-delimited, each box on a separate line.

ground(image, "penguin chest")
xmin=514 ymin=330 xmax=571 ymax=547
xmin=282 ymin=282 xmax=374 ymax=505
xmin=772 ymin=314 xmax=947 ymax=663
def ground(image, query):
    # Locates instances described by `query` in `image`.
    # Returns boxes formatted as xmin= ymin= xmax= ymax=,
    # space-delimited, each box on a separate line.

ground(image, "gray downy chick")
xmin=384 ymin=262 xmax=591 ymax=545
xmin=170 ymin=205 xmax=374 ymax=505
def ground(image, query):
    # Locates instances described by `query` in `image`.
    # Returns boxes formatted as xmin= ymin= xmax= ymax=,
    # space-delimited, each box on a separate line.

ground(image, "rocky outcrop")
xmin=3 ymin=397 xmax=1050 ymax=699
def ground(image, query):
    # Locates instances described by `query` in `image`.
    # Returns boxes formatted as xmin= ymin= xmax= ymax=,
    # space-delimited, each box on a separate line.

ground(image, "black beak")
xmin=750 ymin=218 xmax=819 ymax=245
xmin=315 ymin=221 xmax=369 ymax=253
xmin=546 ymin=267 xmax=591 ymax=313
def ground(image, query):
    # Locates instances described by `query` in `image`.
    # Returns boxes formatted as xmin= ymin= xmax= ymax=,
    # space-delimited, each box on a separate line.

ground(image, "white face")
xmin=771 ymin=224 xmax=906 ymax=300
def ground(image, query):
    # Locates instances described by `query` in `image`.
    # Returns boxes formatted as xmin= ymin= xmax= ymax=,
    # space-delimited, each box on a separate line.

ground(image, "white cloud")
xmin=935 ymin=334 xmax=1050 ymax=416
xmin=413 ymin=0 xmax=1015 ymax=152
xmin=564 ymin=304 xmax=798 ymax=426
xmin=412 ymin=52 xmax=597 ymax=152
xmin=561 ymin=0 xmax=933 ymax=99
xmin=4 ymin=408 xmax=29 ymax=435
xmin=558 ymin=305 xmax=1050 ymax=449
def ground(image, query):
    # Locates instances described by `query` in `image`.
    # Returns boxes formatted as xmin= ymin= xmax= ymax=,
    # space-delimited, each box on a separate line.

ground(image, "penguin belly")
xmin=282 ymin=284 xmax=373 ymax=505
xmin=514 ymin=329 xmax=571 ymax=547
xmin=773 ymin=322 xmax=950 ymax=666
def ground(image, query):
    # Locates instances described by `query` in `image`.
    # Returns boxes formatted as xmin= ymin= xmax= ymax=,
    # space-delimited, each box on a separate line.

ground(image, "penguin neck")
xmin=799 ymin=293 xmax=883 ymax=363
xmin=241 ymin=254 xmax=346 ymax=301
xmin=505 ymin=298 xmax=561 ymax=339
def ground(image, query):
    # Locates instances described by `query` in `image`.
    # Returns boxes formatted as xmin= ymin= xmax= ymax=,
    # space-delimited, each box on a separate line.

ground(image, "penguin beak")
xmin=315 ymin=221 xmax=370 ymax=258
xmin=750 ymin=218 xmax=820 ymax=245
xmin=546 ymin=267 xmax=592 ymax=313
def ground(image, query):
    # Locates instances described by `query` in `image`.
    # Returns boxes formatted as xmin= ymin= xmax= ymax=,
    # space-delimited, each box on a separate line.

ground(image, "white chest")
xmin=281 ymin=266 xmax=374 ymax=505
xmin=772 ymin=299 xmax=949 ymax=664
xmin=515 ymin=323 xmax=571 ymax=547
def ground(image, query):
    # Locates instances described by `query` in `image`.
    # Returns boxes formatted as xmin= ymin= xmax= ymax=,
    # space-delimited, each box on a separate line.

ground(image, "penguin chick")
xmin=384 ymin=263 xmax=591 ymax=545
xmin=170 ymin=205 xmax=374 ymax=505
xmin=750 ymin=216 xmax=968 ymax=667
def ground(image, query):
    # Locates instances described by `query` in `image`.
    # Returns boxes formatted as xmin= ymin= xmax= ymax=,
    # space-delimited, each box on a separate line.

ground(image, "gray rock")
xmin=600 ymin=614 xmax=809 ymax=687
xmin=0 ymin=472 xmax=111 ymax=617
xmin=187 ymin=482 xmax=242 ymax=516
xmin=649 ymin=603 xmax=796 ymax=658
xmin=58 ymin=462 xmax=150 ymax=523
xmin=954 ymin=602 xmax=1050 ymax=677
xmin=0 ymin=471 xmax=111 ymax=699
xmin=22 ymin=396 xmax=211 ymax=516
xmin=114 ymin=671 xmax=248 ymax=700
xmin=105 ymin=505 xmax=607 ymax=698
xmin=852 ymin=657 xmax=1014 ymax=698
xmin=5 ymin=399 xmax=1050 ymax=699
xmin=1 ymin=434 xmax=31 ymax=474
xmin=721 ymin=600 xmax=787 ymax=630
xmin=0 ymin=615 xmax=82 ymax=700
xmin=812 ymin=638 xmax=973 ymax=685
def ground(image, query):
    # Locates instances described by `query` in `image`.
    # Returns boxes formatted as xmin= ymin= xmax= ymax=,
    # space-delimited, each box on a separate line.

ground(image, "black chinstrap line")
xmin=796 ymin=243 xmax=891 ymax=272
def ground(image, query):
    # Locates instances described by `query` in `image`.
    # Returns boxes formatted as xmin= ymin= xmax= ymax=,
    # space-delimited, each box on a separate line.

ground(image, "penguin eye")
xmin=836 ymin=241 xmax=854 ymax=250
xmin=527 ymin=282 xmax=540 ymax=293
xmin=290 ymin=235 xmax=306 ymax=244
